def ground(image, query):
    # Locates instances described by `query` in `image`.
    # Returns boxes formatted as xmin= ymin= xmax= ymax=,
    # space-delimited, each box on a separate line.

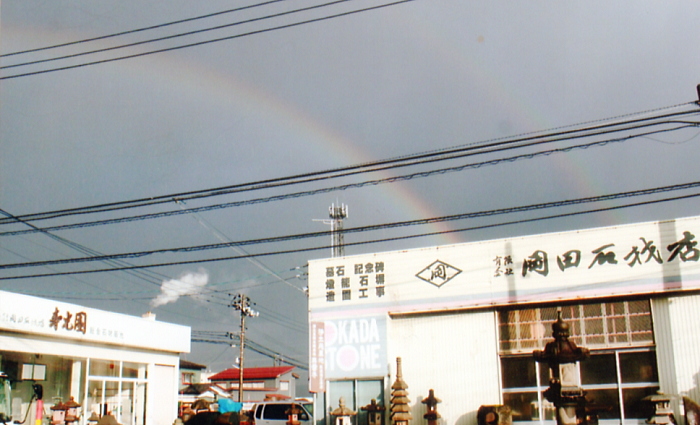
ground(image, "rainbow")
xmin=4 ymin=14 xmax=621 ymax=252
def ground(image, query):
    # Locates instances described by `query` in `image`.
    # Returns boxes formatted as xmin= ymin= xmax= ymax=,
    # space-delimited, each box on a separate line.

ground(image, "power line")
xmin=2 ymin=106 xmax=696 ymax=224
xmin=178 ymin=201 xmax=306 ymax=294
xmin=196 ymin=287 xmax=309 ymax=333
xmin=0 ymin=208 xmax=173 ymax=286
xmin=8 ymin=269 xmax=292 ymax=298
xmin=0 ymin=0 xmax=417 ymax=80
xmin=1 ymin=185 xmax=698 ymax=280
xmin=0 ymin=0 xmax=291 ymax=57
xmin=0 ymin=102 xmax=700 ymax=224
xmin=0 ymin=209 xmax=186 ymax=313
xmin=192 ymin=333 xmax=308 ymax=369
xmin=192 ymin=330 xmax=308 ymax=369
xmin=3 ymin=121 xmax=698 ymax=236
xmin=1 ymin=0 xmax=359 ymax=70
xmin=7 ymin=181 xmax=699 ymax=269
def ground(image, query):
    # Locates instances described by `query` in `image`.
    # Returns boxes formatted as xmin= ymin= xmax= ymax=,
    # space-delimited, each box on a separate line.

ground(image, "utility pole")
xmin=230 ymin=294 xmax=258 ymax=402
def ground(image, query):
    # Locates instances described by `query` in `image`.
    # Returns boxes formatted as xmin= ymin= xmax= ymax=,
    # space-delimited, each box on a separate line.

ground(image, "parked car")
xmin=252 ymin=401 xmax=313 ymax=425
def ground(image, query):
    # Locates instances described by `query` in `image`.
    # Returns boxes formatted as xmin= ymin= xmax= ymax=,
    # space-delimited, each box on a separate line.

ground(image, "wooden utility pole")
xmin=231 ymin=294 xmax=258 ymax=402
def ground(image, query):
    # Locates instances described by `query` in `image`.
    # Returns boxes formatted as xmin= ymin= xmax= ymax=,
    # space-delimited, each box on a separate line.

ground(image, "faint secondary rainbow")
xmin=392 ymin=4 xmax=622 ymax=225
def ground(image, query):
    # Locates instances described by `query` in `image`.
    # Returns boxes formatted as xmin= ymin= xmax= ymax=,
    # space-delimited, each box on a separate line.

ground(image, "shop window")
xmin=580 ymin=353 xmax=616 ymax=385
xmin=0 ymin=353 xmax=80 ymax=422
xmin=501 ymin=351 xmax=658 ymax=423
xmin=122 ymin=362 xmax=142 ymax=379
xmin=498 ymin=300 xmax=658 ymax=424
xmin=86 ymin=359 xmax=147 ymax=425
xmin=182 ymin=372 xmax=194 ymax=385
xmin=498 ymin=300 xmax=654 ymax=353
xmin=324 ymin=380 xmax=384 ymax=425
xmin=89 ymin=360 xmax=120 ymax=378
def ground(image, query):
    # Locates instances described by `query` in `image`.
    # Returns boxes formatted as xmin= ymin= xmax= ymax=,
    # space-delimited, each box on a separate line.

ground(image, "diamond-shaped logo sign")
xmin=416 ymin=260 xmax=462 ymax=288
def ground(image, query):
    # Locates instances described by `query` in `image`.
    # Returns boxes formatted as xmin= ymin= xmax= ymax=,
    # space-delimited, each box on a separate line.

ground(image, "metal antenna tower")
xmin=314 ymin=204 xmax=348 ymax=258
xmin=314 ymin=203 xmax=348 ymax=257
xmin=329 ymin=203 xmax=348 ymax=257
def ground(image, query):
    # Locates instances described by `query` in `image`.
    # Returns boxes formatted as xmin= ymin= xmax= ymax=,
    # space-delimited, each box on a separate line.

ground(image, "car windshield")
xmin=303 ymin=403 xmax=313 ymax=417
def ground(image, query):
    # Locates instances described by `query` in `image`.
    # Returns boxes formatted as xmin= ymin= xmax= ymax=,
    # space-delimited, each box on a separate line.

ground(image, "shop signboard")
xmin=309 ymin=315 xmax=387 ymax=391
xmin=308 ymin=215 xmax=700 ymax=316
xmin=309 ymin=321 xmax=326 ymax=393
xmin=0 ymin=291 xmax=190 ymax=352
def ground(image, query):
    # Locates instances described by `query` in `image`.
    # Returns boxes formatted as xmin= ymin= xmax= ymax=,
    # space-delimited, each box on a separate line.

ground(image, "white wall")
xmin=148 ymin=364 xmax=179 ymax=425
xmin=654 ymin=293 xmax=700 ymax=424
xmin=389 ymin=310 xmax=501 ymax=425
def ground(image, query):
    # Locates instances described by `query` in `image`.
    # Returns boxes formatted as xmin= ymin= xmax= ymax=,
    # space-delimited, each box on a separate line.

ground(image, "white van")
xmin=252 ymin=401 xmax=313 ymax=425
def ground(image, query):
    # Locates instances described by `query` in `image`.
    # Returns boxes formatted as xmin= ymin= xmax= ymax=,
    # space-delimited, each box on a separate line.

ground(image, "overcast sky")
xmin=2 ymin=1 xmax=700 ymax=392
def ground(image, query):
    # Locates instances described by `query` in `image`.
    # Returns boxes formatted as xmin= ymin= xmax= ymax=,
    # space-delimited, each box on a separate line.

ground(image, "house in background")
xmin=178 ymin=383 xmax=236 ymax=419
xmin=208 ymin=366 xmax=299 ymax=402
xmin=178 ymin=360 xmax=211 ymax=417
xmin=179 ymin=359 xmax=208 ymax=388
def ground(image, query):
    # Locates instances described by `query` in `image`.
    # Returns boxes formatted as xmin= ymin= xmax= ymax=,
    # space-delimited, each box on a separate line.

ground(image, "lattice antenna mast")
xmin=329 ymin=203 xmax=348 ymax=257
xmin=313 ymin=203 xmax=348 ymax=258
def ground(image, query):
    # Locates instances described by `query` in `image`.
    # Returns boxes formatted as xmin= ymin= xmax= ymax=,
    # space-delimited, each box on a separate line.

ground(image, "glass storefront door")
xmin=324 ymin=380 xmax=384 ymax=425
xmin=86 ymin=360 xmax=147 ymax=425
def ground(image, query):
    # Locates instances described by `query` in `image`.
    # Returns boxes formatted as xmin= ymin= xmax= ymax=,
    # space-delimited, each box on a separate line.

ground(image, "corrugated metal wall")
xmin=653 ymin=293 xmax=700 ymax=424
xmin=389 ymin=310 xmax=501 ymax=425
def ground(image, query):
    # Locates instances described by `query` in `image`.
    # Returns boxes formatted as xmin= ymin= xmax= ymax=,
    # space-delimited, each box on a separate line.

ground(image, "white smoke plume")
xmin=151 ymin=269 xmax=209 ymax=308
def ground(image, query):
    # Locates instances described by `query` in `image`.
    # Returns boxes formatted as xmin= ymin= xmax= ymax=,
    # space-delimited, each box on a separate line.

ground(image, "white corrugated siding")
xmin=653 ymin=293 xmax=700 ymax=422
xmin=389 ymin=310 xmax=501 ymax=425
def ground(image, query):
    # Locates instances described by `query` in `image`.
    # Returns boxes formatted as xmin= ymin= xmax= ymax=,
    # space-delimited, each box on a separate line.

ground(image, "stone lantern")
xmin=643 ymin=392 xmax=675 ymax=425
xmin=533 ymin=311 xmax=590 ymax=425
xmin=331 ymin=397 xmax=356 ymax=425
xmin=362 ymin=399 xmax=385 ymax=425
xmin=286 ymin=403 xmax=302 ymax=425
xmin=390 ymin=358 xmax=412 ymax=425
xmin=422 ymin=389 xmax=441 ymax=425
xmin=50 ymin=401 xmax=68 ymax=425
xmin=87 ymin=412 xmax=100 ymax=424
xmin=64 ymin=397 xmax=81 ymax=423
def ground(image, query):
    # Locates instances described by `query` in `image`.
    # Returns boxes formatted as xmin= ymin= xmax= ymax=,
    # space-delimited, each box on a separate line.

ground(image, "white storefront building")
xmin=308 ymin=215 xmax=700 ymax=425
xmin=0 ymin=291 xmax=190 ymax=425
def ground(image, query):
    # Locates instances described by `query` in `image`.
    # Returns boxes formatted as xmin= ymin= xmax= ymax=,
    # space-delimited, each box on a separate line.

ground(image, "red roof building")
xmin=208 ymin=366 xmax=298 ymax=402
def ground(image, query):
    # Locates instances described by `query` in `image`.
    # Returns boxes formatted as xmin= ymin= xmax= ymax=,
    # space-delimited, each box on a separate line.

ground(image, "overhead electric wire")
xmin=192 ymin=330 xmax=308 ymax=368
xmin=0 ymin=110 xmax=700 ymax=230
xmin=194 ymin=292 xmax=309 ymax=334
xmin=0 ymin=0 xmax=416 ymax=80
xmin=7 ymin=102 xmax=695 ymax=227
xmin=253 ymin=304 xmax=308 ymax=334
xmin=177 ymin=200 xmax=306 ymax=294
xmin=3 ymin=180 xmax=700 ymax=269
xmin=2 ymin=183 xmax=699 ymax=280
xmin=0 ymin=209 xmax=193 ymax=309
xmin=2 ymin=108 xmax=696 ymax=225
xmin=0 ymin=208 xmax=212 ymax=310
xmin=1 ymin=0 xmax=362 ymax=70
xmin=192 ymin=333 xmax=308 ymax=369
xmin=0 ymin=0 xmax=291 ymax=57
xmin=1 ymin=106 xmax=697 ymax=225
xmin=3 ymin=121 xmax=698 ymax=237
xmin=0 ymin=208 xmax=175 ymax=287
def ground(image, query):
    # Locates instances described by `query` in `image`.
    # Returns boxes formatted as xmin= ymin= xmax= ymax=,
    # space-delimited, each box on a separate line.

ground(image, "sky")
xmin=1 ymin=1 xmax=700 ymax=394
